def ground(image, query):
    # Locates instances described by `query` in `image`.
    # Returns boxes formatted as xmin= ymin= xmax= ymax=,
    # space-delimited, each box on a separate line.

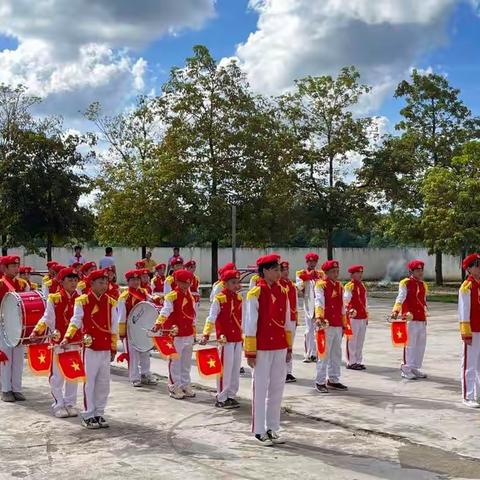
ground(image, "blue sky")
xmin=0 ymin=0 xmax=480 ymax=131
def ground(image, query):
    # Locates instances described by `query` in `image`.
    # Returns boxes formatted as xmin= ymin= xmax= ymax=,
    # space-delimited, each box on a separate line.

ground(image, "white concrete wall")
xmin=7 ymin=246 xmax=463 ymax=284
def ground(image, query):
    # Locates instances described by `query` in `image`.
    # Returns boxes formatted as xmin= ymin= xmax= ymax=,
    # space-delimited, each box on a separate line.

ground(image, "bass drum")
xmin=1 ymin=291 xmax=46 ymax=347
xmin=127 ymin=301 xmax=161 ymax=353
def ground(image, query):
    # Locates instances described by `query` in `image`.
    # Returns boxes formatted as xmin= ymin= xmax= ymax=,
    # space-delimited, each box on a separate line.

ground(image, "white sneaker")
xmin=169 ymin=386 xmax=185 ymax=400
xmin=267 ymin=430 xmax=286 ymax=444
xmin=141 ymin=374 xmax=158 ymax=385
xmin=182 ymin=386 xmax=196 ymax=398
xmin=412 ymin=369 xmax=428 ymax=379
xmin=401 ymin=370 xmax=417 ymax=380
xmin=54 ymin=407 xmax=69 ymax=418
xmin=132 ymin=380 xmax=142 ymax=387
xmin=463 ymin=399 xmax=480 ymax=408
xmin=66 ymin=406 xmax=79 ymax=417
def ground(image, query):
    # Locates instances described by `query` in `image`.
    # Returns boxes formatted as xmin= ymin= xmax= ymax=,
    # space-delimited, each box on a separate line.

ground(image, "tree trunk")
xmin=46 ymin=233 xmax=53 ymax=261
xmin=211 ymin=239 xmax=219 ymax=283
xmin=435 ymin=251 xmax=443 ymax=286
xmin=141 ymin=246 xmax=147 ymax=259
xmin=1 ymin=235 xmax=7 ymax=256
xmin=326 ymin=228 xmax=333 ymax=260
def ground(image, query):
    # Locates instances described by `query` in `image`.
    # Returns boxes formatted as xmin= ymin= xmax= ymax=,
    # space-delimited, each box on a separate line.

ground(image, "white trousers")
xmin=346 ymin=319 xmax=367 ymax=366
xmin=251 ymin=349 xmax=287 ymax=436
xmin=217 ymin=341 xmax=242 ymax=402
xmin=125 ymin=338 xmax=151 ymax=382
xmin=50 ymin=347 xmax=78 ymax=411
xmin=402 ymin=321 xmax=427 ymax=373
xmin=168 ymin=335 xmax=193 ymax=390
xmin=0 ymin=335 xmax=24 ymax=393
xmin=462 ymin=333 xmax=480 ymax=401
xmin=304 ymin=315 xmax=316 ymax=358
xmin=83 ymin=349 xmax=111 ymax=420
xmin=315 ymin=326 xmax=342 ymax=384
xmin=287 ymin=325 xmax=297 ymax=374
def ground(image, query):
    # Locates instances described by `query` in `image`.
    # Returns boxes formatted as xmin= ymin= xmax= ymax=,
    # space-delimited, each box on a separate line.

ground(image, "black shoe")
xmin=255 ymin=434 xmax=273 ymax=446
xmin=81 ymin=417 xmax=100 ymax=429
xmin=239 ymin=367 xmax=245 ymax=374
xmin=228 ymin=398 xmax=240 ymax=407
xmin=95 ymin=416 xmax=109 ymax=428
xmin=12 ymin=392 xmax=25 ymax=401
xmin=327 ymin=380 xmax=348 ymax=390
xmin=315 ymin=383 xmax=329 ymax=394
xmin=302 ymin=357 xmax=312 ymax=363
xmin=215 ymin=400 xmax=226 ymax=408
xmin=285 ymin=374 xmax=297 ymax=383
xmin=359 ymin=364 xmax=366 ymax=370
xmin=310 ymin=356 xmax=317 ymax=362
xmin=2 ymin=391 xmax=15 ymax=402
xmin=347 ymin=364 xmax=362 ymax=371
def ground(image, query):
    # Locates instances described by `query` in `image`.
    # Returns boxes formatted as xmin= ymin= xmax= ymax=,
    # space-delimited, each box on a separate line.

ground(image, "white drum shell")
xmin=127 ymin=301 xmax=160 ymax=353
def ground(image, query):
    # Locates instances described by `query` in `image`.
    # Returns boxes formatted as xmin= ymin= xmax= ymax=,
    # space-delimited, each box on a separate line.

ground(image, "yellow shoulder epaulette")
xmin=108 ymin=296 xmax=117 ymax=306
xmin=30 ymin=282 xmax=38 ymax=290
xmin=18 ymin=278 xmax=28 ymax=287
xmin=77 ymin=280 xmax=86 ymax=290
xmin=399 ymin=278 xmax=410 ymax=287
xmin=247 ymin=286 xmax=261 ymax=300
xmin=295 ymin=269 xmax=305 ymax=277
xmin=252 ymin=273 xmax=259 ymax=281
xmin=43 ymin=278 xmax=53 ymax=287
xmin=119 ymin=290 xmax=129 ymax=300
xmin=75 ymin=294 xmax=89 ymax=305
xmin=48 ymin=292 xmax=62 ymax=304
xmin=460 ymin=280 xmax=472 ymax=294
xmin=344 ymin=281 xmax=354 ymax=291
xmin=423 ymin=281 xmax=429 ymax=293
xmin=315 ymin=279 xmax=326 ymax=289
xmin=166 ymin=275 xmax=174 ymax=284
xmin=165 ymin=290 xmax=177 ymax=302
xmin=215 ymin=293 xmax=227 ymax=304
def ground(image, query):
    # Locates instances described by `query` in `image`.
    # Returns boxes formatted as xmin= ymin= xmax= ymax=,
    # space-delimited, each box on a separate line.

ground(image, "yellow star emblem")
xmin=38 ymin=353 xmax=46 ymax=364
xmin=207 ymin=358 xmax=216 ymax=368
xmin=396 ymin=331 xmax=403 ymax=339
xmin=71 ymin=361 xmax=80 ymax=371
xmin=166 ymin=342 xmax=173 ymax=349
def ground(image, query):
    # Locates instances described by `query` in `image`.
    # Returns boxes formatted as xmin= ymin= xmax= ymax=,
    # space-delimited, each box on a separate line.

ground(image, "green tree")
xmin=279 ymin=66 xmax=373 ymax=258
xmin=394 ymin=69 xmax=480 ymax=284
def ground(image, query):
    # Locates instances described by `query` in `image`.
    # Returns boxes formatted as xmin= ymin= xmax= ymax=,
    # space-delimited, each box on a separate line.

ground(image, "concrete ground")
xmin=1 ymin=298 xmax=480 ymax=480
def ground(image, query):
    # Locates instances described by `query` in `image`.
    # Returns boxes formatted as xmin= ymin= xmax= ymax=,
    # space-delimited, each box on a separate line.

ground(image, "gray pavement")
xmin=1 ymin=298 xmax=480 ymax=480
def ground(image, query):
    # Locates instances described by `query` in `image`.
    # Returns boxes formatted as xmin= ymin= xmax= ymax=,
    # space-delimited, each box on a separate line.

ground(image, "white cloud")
xmin=0 ymin=0 xmax=215 ymax=120
xmin=236 ymin=0 xmax=466 ymax=111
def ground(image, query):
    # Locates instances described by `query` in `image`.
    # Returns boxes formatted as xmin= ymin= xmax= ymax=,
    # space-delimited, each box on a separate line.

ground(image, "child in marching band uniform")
xmin=203 ymin=269 xmax=243 ymax=409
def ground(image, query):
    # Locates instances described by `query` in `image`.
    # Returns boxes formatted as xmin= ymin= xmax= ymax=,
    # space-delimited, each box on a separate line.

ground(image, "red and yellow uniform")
xmin=63 ymin=278 xmax=118 ymax=421
xmin=343 ymin=264 xmax=368 ymax=368
xmin=152 ymin=274 xmax=165 ymax=295
xmin=244 ymin=254 xmax=295 ymax=438
xmin=33 ymin=281 xmax=80 ymax=414
xmin=204 ymin=270 xmax=243 ymax=403
xmin=107 ymin=281 xmax=120 ymax=300
xmin=280 ymin=262 xmax=298 ymax=377
xmin=314 ymin=264 xmax=347 ymax=386
xmin=155 ymin=269 xmax=196 ymax=398
xmin=392 ymin=260 xmax=428 ymax=378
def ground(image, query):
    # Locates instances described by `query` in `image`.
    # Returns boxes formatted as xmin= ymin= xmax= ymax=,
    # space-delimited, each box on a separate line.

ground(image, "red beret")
xmin=71 ymin=261 xmax=82 ymax=268
xmin=348 ymin=264 xmax=364 ymax=274
xmin=173 ymin=269 xmax=193 ymax=283
xmin=140 ymin=268 xmax=150 ymax=276
xmin=407 ymin=259 xmax=424 ymax=271
xmin=125 ymin=269 xmax=142 ymax=280
xmin=57 ymin=267 xmax=79 ymax=282
xmin=219 ymin=262 xmax=235 ymax=274
xmin=52 ymin=264 xmax=66 ymax=273
xmin=221 ymin=269 xmax=240 ymax=282
xmin=46 ymin=261 xmax=58 ymax=269
xmin=463 ymin=253 xmax=480 ymax=270
xmin=135 ymin=260 xmax=145 ymax=269
xmin=80 ymin=261 xmax=96 ymax=273
xmin=305 ymin=252 xmax=319 ymax=262
xmin=88 ymin=269 xmax=109 ymax=282
xmin=170 ymin=256 xmax=184 ymax=267
xmin=184 ymin=260 xmax=196 ymax=268
xmin=256 ymin=254 xmax=281 ymax=266
xmin=19 ymin=266 xmax=32 ymax=274
xmin=155 ymin=263 xmax=166 ymax=270
xmin=280 ymin=260 xmax=289 ymax=268
xmin=322 ymin=259 xmax=340 ymax=271
xmin=2 ymin=255 xmax=20 ymax=266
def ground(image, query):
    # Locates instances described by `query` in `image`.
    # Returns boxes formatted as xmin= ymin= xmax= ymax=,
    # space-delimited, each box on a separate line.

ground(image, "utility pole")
xmin=231 ymin=204 xmax=236 ymax=264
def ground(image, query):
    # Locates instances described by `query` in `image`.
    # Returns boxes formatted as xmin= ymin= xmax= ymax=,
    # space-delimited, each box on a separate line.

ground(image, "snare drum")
xmin=127 ymin=301 xmax=161 ymax=353
xmin=1 ymin=291 xmax=46 ymax=347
